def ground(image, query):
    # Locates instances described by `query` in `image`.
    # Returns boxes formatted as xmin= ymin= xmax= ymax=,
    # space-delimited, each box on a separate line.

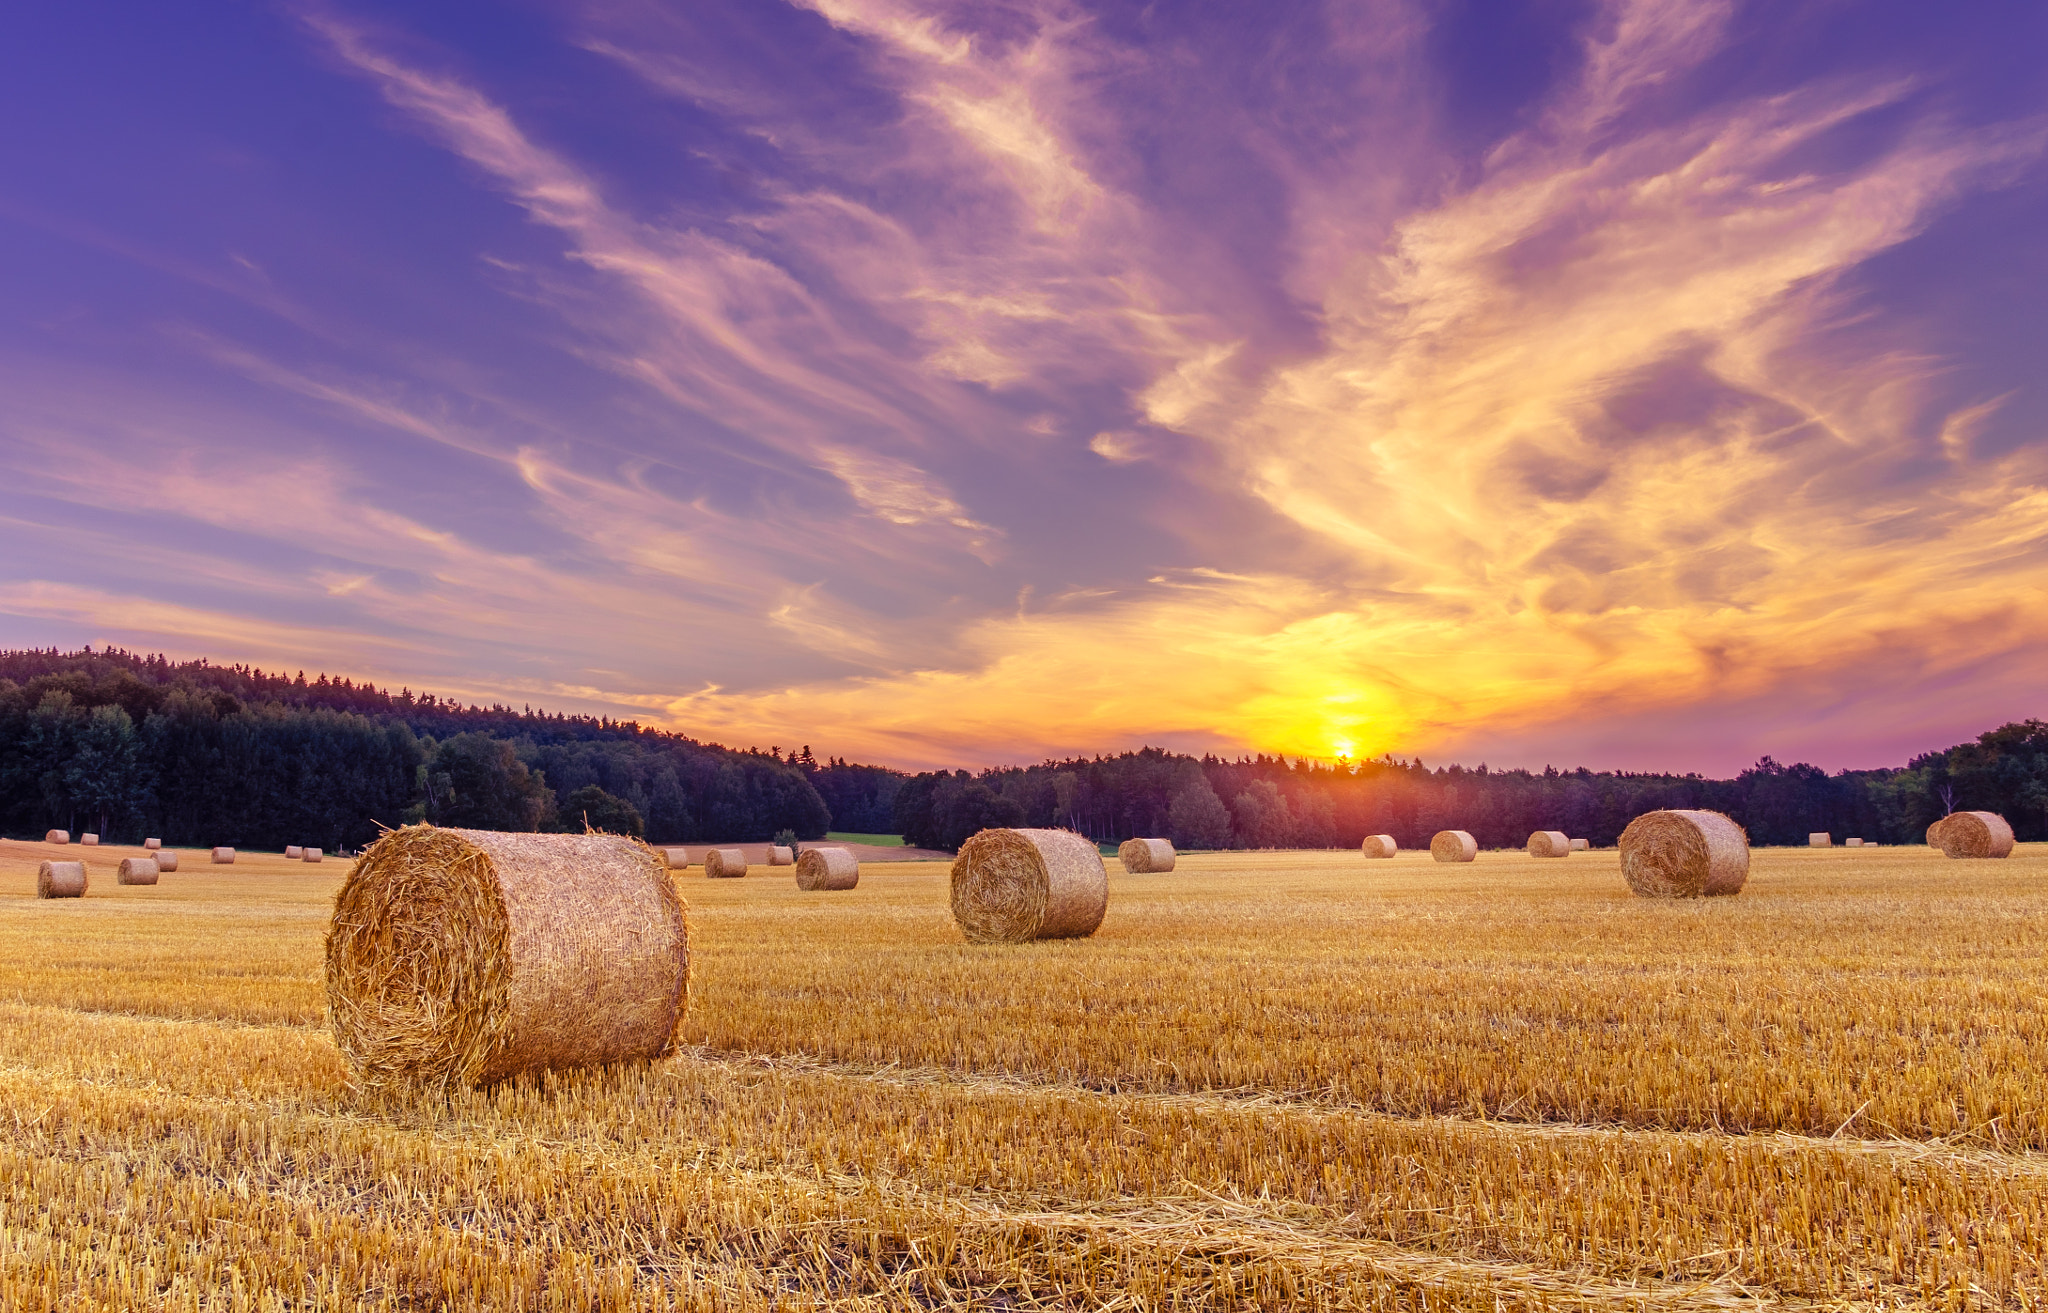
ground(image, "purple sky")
xmin=2 ymin=1 xmax=2045 ymax=774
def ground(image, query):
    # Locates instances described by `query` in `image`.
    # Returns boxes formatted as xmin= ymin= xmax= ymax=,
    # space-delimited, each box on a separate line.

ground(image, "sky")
xmin=2 ymin=0 xmax=2045 ymax=775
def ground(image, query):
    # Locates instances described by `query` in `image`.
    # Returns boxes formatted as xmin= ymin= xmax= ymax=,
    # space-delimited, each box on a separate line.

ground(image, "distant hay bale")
xmin=304 ymin=847 xmax=324 ymax=863
xmin=80 ymin=833 xmax=99 ymax=846
xmin=117 ymin=857 xmax=159 ymax=886
xmin=1118 ymin=837 xmax=1176 ymax=872
xmin=1569 ymin=837 xmax=1589 ymax=851
xmin=795 ymin=847 xmax=859 ymax=891
xmin=1808 ymin=833 xmax=1831 ymax=848
xmin=1361 ymin=835 xmax=1397 ymax=858
xmin=1430 ymin=830 xmax=1477 ymax=863
xmin=1527 ymin=830 xmax=1571 ymax=858
xmin=325 ymin=825 xmax=689 ymax=1092
xmin=155 ymin=850 xmax=179 ymax=872
xmin=1619 ymin=809 xmax=1749 ymax=898
xmin=38 ymin=861 xmax=86 ymax=899
xmin=1846 ymin=838 xmax=1864 ymax=848
xmin=767 ymin=845 xmax=795 ymax=866
xmin=704 ymin=848 xmax=747 ymax=879
xmin=211 ymin=847 xmax=235 ymax=864
xmin=144 ymin=837 xmax=161 ymax=850
xmin=44 ymin=829 xmax=69 ymax=845
xmin=660 ymin=848 xmax=689 ymax=870
xmin=1936 ymin=811 xmax=2015 ymax=860
xmin=951 ymin=828 xmax=1107 ymax=944
xmin=286 ymin=846 xmax=304 ymax=859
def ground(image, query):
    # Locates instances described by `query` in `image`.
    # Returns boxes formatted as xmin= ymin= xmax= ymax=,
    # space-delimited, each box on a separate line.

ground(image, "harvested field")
xmin=3 ymin=835 xmax=2048 ymax=1309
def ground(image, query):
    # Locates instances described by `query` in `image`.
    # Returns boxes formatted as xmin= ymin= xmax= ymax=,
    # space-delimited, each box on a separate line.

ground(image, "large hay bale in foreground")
xmin=1527 ymin=830 xmax=1570 ymax=858
xmin=660 ymin=848 xmax=690 ymax=870
xmin=767 ymin=845 xmax=795 ymax=866
xmin=304 ymin=847 xmax=324 ymax=863
xmin=1936 ymin=811 xmax=2015 ymax=859
xmin=1808 ymin=832 xmax=1831 ymax=848
xmin=951 ymin=828 xmax=1107 ymax=944
xmin=1117 ymin=837 xmax=1175 ymax=872
xmin=212 ymin=847 xmax=235 ymax=864
xmin=1569 ymin=837 xmax=1589 ymax=851
xmin=117 ymin=858 xmax=159 ymax=886
xmin=1620 ymin=810 xmax=1749 ymax=898
xmin=795 ymin=847 xmax=859 ymax=891
xmin=286 ymin=846 xmax=304 ymax=859
xmin=44 ymin=829 xmax=69 ymax=845
xmin=80 ymin=833 xmax=99 ymax=846
xmin=1430 ymin=830 xmax=1477 ymax=863
xmin=155 ymin=850 xmax=180 ymax=872
xmin=325 ymin=825 xmax=689 ymax=1092
xmin=1362 ymin=835 xmax=1397 ymax=858
xmin=38 ymin=861 xmax=86 ymax=899
xmin=144 ymin=837 xmax=161 ymax=850
xmin=703 ymin=848 xmax=747 ymax=879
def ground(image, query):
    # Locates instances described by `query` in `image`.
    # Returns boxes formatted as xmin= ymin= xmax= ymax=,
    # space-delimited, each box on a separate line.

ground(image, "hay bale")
xmin=795 ymin=847 xmax=859 ymax=891
xmin=767 ymin=845 xmax=795 ymax=866
xmin=660 ymin=847 xmax=690 ymax=870
xmin=144 ymin=837 xmax=161 ymax=850
xmin=1936 ymin=811 xmax=2015 ymax=859
xmin=286 ymin=846 xmax=304 ymax=859
xmin=44 ymin=829 xmax=69 ymax=845
xmin=80 ymin=833 xmax=99 ymax=846
xmin=1527 ymin=830 xmax=1570 ymax=858
xmin=1846 ymin=838 xmax=1864 ymax=847
xmin=1569 ymin=837 xmax=1589 ymax=851
xmin=1926 ymin=818 xmax=1947 ymax=848
xmin=1361 ymin=834 xmax=1397 ymax=858
xmin=1117 ymin=837 xmax=1176 ymax=872
xmin=304 ymin=847 xmax=324 ymax=863
xmin=1808 ymin=832 xmax=1831 ymax=847
xmin=1430 ymin=830 xmax=1477 ymax=863
xmin=38 ymin=861 xmax=86 ymax=898
xmin=117 ymin=857 xmax=159 ymax=886
xmin=704 ymin=848 xmax=747 ymax=879
xmin=951 ymin=827 xmax=1107 ymax=943
xmin=211 ymin=847 xmax=235 ymax=864
xmin=325 ymin=824 xmax=689 ymax=1092
xmin=155 ymin=850 xmax=179 ymax=872
xmin=1619 ymin=809 xmax=1749 ymax=898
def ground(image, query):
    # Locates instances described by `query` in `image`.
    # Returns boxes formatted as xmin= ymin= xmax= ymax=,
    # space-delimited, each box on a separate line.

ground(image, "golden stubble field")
xmin=3 ymin=837 xmax=2047 ymax=1310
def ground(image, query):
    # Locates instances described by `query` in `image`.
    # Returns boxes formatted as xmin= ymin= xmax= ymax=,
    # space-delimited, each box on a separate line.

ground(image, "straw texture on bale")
xmin=44 ymin=829 xmax=69 ymax=845
xmin=144 ymin=837 xmax=161 ymax=850
xmin=303 ymin=847 xmax=324 ymax=863
xmin=703 ymin=848 xmax=747 ymax=879
xmin=1808 ymin=832 xmax=1831 ymax=847
xmin=767 ymin=845 xmax=795 ymax=866
xmin=1117 ymin=837 xmax=1176 ymax=872
xmin=1569 ymin=837 xmax=1590 ymax=851
xmin=950 ymin=828 xmax=1107 ymax=944
xmin=325 ymin=825 xmax=690 ymax=1092
xmin=1620 ymin=809 xmax=1749 ymax=898
xmin=117 ymin=857 xmax=159 ymax=886
xmin=1361 ymin=835 xmax=1397 ymax=858
xmin=660 ymin=847 xmax=689 ymax=870
xmin=211 ymin=847 xmax=235 ymax=864
xmin=286 ymin=846 xmax=303 ymax=859
xmin=1430 ymin=830 xmax=1477 ymax=863
xmin=1527 ymin=830 xmax=1571 ymax=858
xmin=81 ymin=833 xmax=99 ymax=846
xmin=38 ymin=861 xmax=86 ymax=899
xmin=1935 ymin=811 xmax=2015 ymax=859
xmin=154 ymin=850 xmax=179 ymax=872
xmin=794 ymin=846 xmax=859 ymax=891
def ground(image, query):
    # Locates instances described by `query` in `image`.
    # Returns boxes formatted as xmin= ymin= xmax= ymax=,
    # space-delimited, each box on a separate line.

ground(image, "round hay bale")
xmin=1936 ymin=811 xmax=2015 ymax=859
xmin=117 ymin=857 xmax=159 ymax=885
xmin=767 ymin=845 xmax=795 ymax=866
xmin=704 ymin=848 xmax=747 ymax=879
xmin=1568 ymin=837 xmax=1590 ymax=851
xmin=795 ymin=847 xmax=859 ymax=891
xmin=1117 ymin=837 xmax=1175 ymax=872
xmin=43 ymin=829 xmax=69 ymax=845
xmin=211 ymin=847 xmax=235 ymax=864
xmin=325 ymin=825 xmax=690 ymax=1092
xmin=1430 ymin=830 xmax=1477 ymax=863
xmin=1527 ymin=830 xmax=1570 ymax=858
xmin=38 ymin=861 xmax=86 ymax=898
xmin=660 ymin=847 xmax=690 ymax=870
xmin=303 ymin=847 xmax=324 ymax=863
xmin=1926 ymin=818 xmax=1948 ymax=848
xmin=286 ymin=845 xmax=304 ymax=859
xmin=155 ymin=850 xmax=180 ymax=872
xmin=1808 ymin=832 xmax=1831 ymax=848
xmin=80 ymin=833 xmax=99 ymax=846
xmin=144 ymin=837 xmax=161 ymax=850
xmin=1619 ymin=809 xmax=1749 ymax=898
xmin=951 ymin=827 xmax=1107 ymax=944
xmin=1845 ymin=837 xmax=1864 ymax=847
xmin=1361 ymin=834 xmax=1397 ymax=858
